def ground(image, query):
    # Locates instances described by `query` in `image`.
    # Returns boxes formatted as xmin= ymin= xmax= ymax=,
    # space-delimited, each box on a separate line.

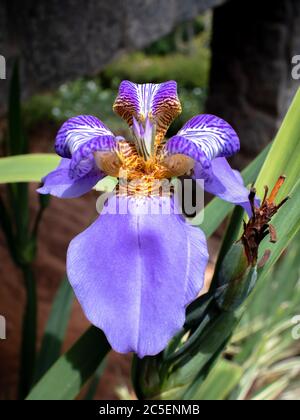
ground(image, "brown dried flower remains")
xmin=241 ymin=176 xmax=289 ymax=266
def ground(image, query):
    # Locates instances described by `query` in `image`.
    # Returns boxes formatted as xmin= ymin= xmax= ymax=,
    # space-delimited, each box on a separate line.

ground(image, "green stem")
xmin=18 ymin=264 xmax=37 ymax=399
xmin=0 ymin=195 xmax=17 ymax=263
xmin=210 ymin=205 xmax=245 ymax=293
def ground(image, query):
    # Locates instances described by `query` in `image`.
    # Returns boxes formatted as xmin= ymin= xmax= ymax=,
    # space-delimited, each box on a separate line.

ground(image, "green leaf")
xmin=249 ymin=89 xmax=300 ymax=283
xmin=33 ymin=278 xmax=74 ymax=383
xmin=251 ymin=377 xmax=290 ymax=401
xmin=156 ymin=312 xmax=239 ymax=399
xmin=188 ymin=359 xmax=243 ymax=400
xmin=209 ymin=205 xmax=245 ymax=293
xmin=84 ymin=360 xmax=107 ymax=400
xmin=26 ymin=327 xmax=110 ymax=400
xmin=0 ymin=154 xmax=60 ymax=184
xmin=95 ymin=176 xmax=118 ymax=192
xmin=19 ymin=266 xmax=37 ymax=399
xmin=255 ymin=88 xmax=300 ymax=201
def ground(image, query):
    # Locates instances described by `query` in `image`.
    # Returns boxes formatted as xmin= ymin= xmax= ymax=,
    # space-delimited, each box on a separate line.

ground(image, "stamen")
xmin=131 ymin=116 xmax=156 ymax=161
xmin=261 ymin=185 xmax=269 ymax=206
xmin=143 ymin=117 xmax=156 ymax=159
xmin=248 ymin=187 xmax=257 ymax=218
xmin=267 ymin=175 xmax=286 ymax=203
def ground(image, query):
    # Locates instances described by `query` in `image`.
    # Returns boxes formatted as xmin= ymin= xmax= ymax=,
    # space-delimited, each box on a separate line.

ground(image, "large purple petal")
xmin=165 ymin=114 xmax=240 ymax=168
xmin=194 ymin=157 xmax=253 ymax=215
xmin=113 ymin=81 xmax=182 ymax=140
xmin=37 ymin=158 xmax=103 ymax=198
xmin=67 ymin=195 xmax=208 ymax=357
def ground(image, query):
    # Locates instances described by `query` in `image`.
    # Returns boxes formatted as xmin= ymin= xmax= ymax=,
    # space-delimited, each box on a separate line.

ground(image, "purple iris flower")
xmin=38 ymin=80 xmax=252 ymax=358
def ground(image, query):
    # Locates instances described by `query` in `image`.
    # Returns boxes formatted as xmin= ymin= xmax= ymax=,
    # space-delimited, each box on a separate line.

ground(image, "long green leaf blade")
xmin=189 ymin=359 xmax=243 ymax=400
xmin=0 ymin=154 xmax=60 ymax=184
xmin=33 ymin=278 xmax=74 ymax=383
xmin=255 ymin=88 xmax=300 ymax=200
xmin=26 ymin=327 xmax=110 ymax=400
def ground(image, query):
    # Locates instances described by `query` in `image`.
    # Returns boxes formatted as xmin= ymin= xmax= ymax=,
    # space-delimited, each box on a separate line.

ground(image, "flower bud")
xmin=215 ymin=242 xmax=257 ymax=311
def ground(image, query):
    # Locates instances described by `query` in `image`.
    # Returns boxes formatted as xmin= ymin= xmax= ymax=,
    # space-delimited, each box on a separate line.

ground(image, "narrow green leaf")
xmin=251 ymin=378 xmax=290 ymax=401
xmin=0 ymin=154 xmax=60 ymax=184
xmin=162 ymin=312 xmax=239 ymax=394
xmin=255 ymin=88 xmax=300 ymax=201
xmin=84 ymin=360 xmax=107 ymax=400
xmin=188 ymin=359 xmax=243 ymax=400
xmin=19 ymin=265 xmax=37 ymax=399
xmin=209 ymin=205 xmax=245 ymax=293
xmin=95 ymin=176 xmax=118 ymax=192
xmin=26 ymin=327 xmax=111 ymax=400
xmin=33 ymin=278 xmax=74 ymax=383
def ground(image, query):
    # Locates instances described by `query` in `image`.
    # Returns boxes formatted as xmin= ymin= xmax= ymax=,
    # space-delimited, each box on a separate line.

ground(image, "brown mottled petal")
xmin=162 ymin=154 xmax=194 ymax=177
xmin=94 ymin=151 xmax=121 ymax=177
xmin=113 ymin=81 xmax=182 ymax=143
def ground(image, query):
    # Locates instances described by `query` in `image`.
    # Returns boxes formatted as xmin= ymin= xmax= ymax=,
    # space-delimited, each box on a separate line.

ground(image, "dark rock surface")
xmin=206 ymin=0 xmax=300 ymax=156
xmin=0 ymin=0 xmax=226 ymax=112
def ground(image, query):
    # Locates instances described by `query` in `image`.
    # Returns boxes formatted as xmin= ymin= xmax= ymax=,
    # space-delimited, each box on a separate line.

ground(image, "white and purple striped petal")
xmin=113 ymin=80 xmax=182 ymax=140
xmin=67 ymin=194 xmax=208 ymax=357
xmin=165 ymin=114 xmax=240 ymax=165
xmin=54 ymin=115 xmax=118 ymax=180
xmin=55 ymin=115 xmax=115 ymax=157
xmin=163 ymin=114 xmax=253 ymax=212
xmin=69 ymin=135 xmax=117 ymax=179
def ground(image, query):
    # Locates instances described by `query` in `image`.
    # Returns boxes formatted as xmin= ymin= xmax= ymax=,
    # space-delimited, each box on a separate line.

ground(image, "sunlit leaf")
xmin=0 ymin=154 xmax=59 ymax=184
xmin=186 ymin=359 xmax=243 ymax=400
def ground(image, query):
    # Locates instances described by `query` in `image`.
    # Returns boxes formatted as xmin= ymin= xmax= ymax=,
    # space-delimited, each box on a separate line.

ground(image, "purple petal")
xmin=67 ymin=195 xmax=208 ymax=357
xmin=37 ymin=158 xmax=103 ymax=198
xmin=113 ymin=80 xmax=181 ymax=139
xmin=53 ymin=115 xmax=118 ymax=180
xmin=69 ymin=135 xmax=117 ymax=179
xmin=194 ymin=157 xmax=253 ymax=215
xmin=55 ymin=115 xmax=114 ymax=158
xmin=165 ymin=114 xmax=240 ymax=166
